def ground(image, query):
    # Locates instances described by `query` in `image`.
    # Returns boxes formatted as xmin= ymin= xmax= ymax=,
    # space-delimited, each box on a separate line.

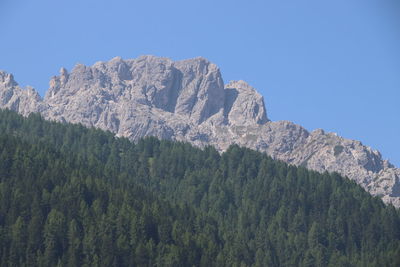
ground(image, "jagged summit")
xmin=0 ymin=70 xmax=43 ymax=116
xmin=45 ymin=56 xmax=231 ymax=126
xmin=224 ymin=80 xmax=268 ymax=126
xmin=0 ymin=71 xmax=18 ymax=87
xmin=1 ymin=55 xmax=399 ymax=207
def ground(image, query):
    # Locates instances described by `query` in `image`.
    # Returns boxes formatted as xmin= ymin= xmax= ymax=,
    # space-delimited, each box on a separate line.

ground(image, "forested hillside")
xmin=0 ymin=109 xmax=399 ymax=266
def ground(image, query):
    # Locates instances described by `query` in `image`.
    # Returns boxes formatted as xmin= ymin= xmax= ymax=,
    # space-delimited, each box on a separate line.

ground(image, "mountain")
xmin=1 ymin=55 xmax=399 ymax=207
xmin=0 ymin=109 xmax=399 ymax=266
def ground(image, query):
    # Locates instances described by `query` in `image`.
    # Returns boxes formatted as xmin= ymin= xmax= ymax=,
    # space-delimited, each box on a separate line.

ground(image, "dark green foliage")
xmin=0 ymin=109 xmax=399 ymax=266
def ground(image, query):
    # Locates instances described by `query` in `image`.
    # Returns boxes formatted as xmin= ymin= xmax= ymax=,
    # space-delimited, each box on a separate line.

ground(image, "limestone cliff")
xmin=1 ymin=56 xmax=399 ymax=207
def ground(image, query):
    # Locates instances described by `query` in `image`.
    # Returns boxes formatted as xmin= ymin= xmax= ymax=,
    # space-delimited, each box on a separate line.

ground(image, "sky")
xmin=1 ymin=0 xmax=399 ymax=165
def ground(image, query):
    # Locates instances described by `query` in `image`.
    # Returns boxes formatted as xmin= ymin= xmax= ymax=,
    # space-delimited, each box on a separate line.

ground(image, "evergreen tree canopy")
xmin=0 ymin=109 xmax=399 ymax=266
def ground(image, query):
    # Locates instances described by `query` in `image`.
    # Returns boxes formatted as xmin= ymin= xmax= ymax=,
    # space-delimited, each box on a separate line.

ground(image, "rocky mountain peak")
xmin=173 ymin=57 xmax=225 ymax=123
xmin=0 ymin=71 xmax=18 ymax=87
xmin=224 ymin=80 xmax=268 ymax=126
xmin=0 ymin=71 xmax=43 ymax=116
xmin=1 ymin=55 xmax=400 ymax=207
xmin=59 ymin=67 xmax=69 ymax=83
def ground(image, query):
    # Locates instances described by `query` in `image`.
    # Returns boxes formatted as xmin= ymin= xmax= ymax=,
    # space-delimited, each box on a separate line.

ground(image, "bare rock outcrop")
xmin=1 ymin=56 xmax=399 ymax=207
xmin=0 ymin=71 xmax=45 ymax=116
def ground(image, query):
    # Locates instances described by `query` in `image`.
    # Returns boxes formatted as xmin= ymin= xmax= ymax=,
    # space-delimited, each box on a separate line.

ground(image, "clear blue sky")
xmin=1 ymin=0 xmax=399 ymax=165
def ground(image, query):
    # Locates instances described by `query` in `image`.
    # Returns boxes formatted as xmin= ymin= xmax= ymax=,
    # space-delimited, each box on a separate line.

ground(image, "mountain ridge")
xmin=1 ymin=55 xmax=399 ymax=207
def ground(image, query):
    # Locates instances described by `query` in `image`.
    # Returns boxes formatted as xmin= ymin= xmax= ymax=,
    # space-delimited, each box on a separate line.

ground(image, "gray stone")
xmin=0 ymin=70 xmax=44 ymax=116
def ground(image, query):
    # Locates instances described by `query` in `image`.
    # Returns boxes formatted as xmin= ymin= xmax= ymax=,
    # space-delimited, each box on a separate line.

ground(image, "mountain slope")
xmin=0 ymin=55 xmax=399 ymax=207
xmin=0 ymin=109 xmax=399 ymax=266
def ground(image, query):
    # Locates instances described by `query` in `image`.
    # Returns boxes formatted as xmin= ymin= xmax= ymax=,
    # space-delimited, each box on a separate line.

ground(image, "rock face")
xmin=1 ymin=55 xmax=399 ymax=207
xmin=0 ymin=72 xmax=44 ymax=116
